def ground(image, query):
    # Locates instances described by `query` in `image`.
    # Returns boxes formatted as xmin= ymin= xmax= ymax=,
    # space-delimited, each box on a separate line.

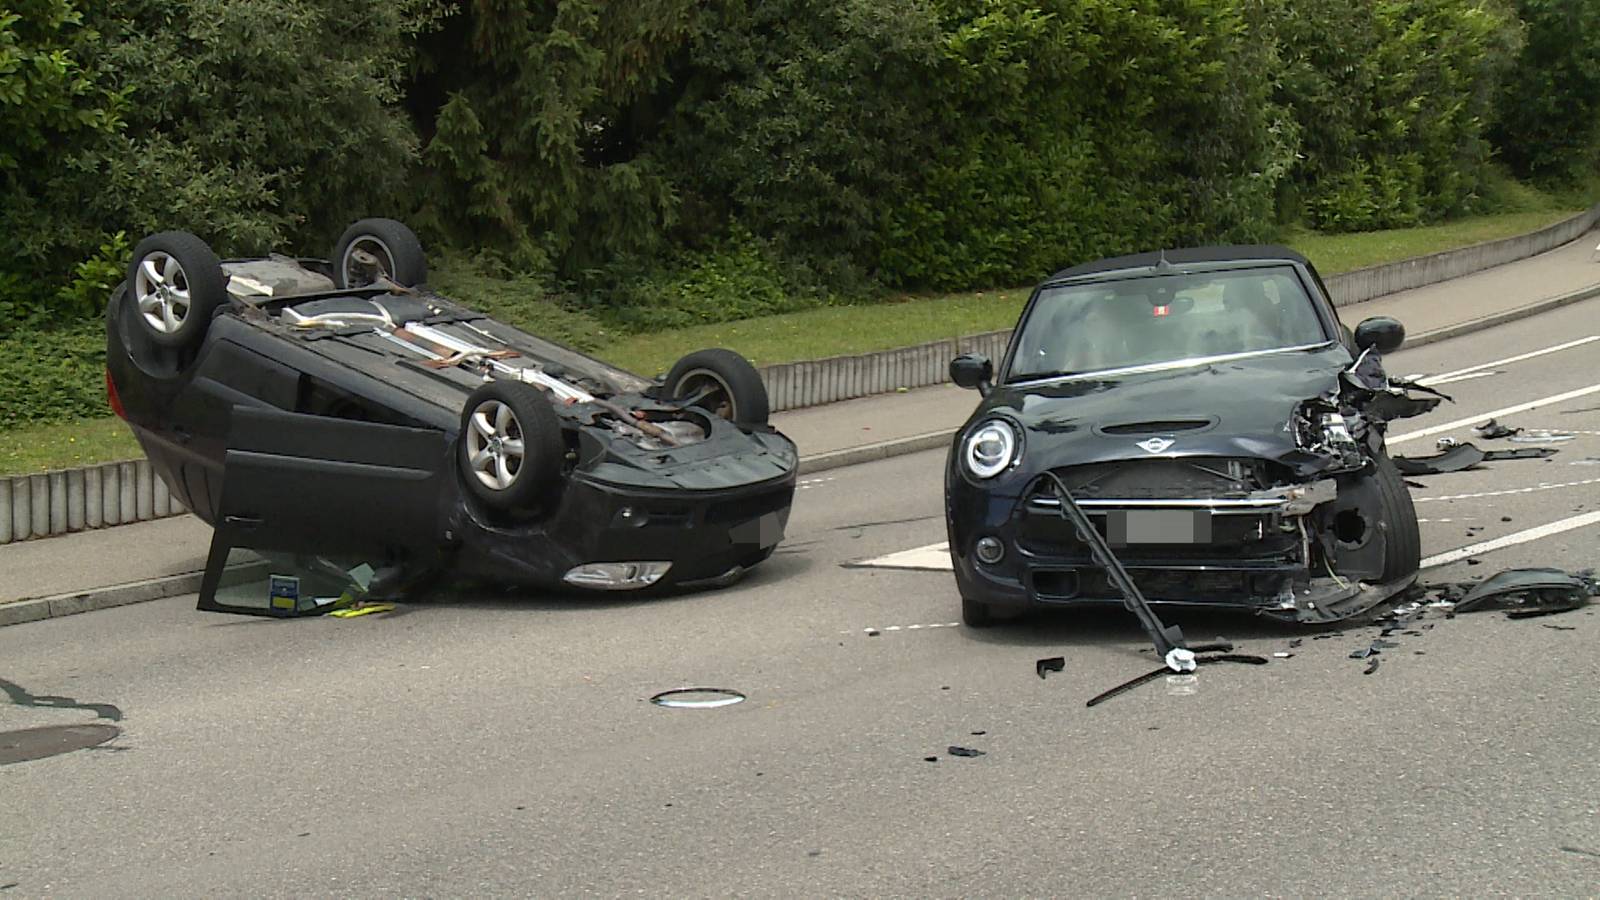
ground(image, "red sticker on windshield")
xmin=1152 ymin=305 xmax=1171 ymax=317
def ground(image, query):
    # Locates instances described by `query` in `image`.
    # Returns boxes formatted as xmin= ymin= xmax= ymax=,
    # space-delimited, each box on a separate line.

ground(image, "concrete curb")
xmin=1402 ymin=282 xmax=1600 ymax=350
xmin=797 ymin=429 xmax=956 ymax=476
xmin=0 ymin=558 xmax=267 ymax=629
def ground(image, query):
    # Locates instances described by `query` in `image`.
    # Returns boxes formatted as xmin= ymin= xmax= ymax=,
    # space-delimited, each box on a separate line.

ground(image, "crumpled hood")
xmin=973 ymin=345 xmax=1351 ymax=473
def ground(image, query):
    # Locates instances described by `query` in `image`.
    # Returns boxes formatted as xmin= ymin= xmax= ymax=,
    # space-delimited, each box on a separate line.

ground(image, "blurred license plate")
xmin=731 ymin=511 xmax=785 ymax=549
xmin=1106 ymin=510 xmax=1211 ymax=546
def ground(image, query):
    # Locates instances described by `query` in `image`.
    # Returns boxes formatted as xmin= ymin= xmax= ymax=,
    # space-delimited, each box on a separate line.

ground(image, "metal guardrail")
xmin=2 ymin=204 xmax=1597 ymax=545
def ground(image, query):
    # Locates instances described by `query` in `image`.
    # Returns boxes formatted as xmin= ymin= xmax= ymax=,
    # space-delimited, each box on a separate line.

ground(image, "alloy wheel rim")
xmin=341 ymin=235 xmax=395 ymax=287
xmin=133 ymin=252 xmax=191 ymax=334
xmin=466 ymin=399 xmax=525 ymax=490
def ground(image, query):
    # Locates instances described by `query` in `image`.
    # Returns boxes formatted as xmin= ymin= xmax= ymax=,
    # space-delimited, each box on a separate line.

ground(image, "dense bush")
xmin=1492 ymin=0 xmax=1600 ymax=182
xmin=880 ymin=0 xmax=1294 ymax=288
xmin=1267 ymin=0 xmax=1522 ymax=231
xmin=0 ymin=320 xmax=110 ymax=426
xmin=0 ymin=0 xmax=431 ymax=331
xmin=0 ymin=0 xmax=1592 ymax=374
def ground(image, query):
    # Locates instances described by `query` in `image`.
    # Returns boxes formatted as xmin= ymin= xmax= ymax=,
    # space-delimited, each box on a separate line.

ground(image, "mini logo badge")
xmin=1136 ymin=437 xmax=1175 ymax=454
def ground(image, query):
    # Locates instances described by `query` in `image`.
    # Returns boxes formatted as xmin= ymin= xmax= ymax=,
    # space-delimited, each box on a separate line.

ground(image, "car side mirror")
xmin=1353 ymin=316 xmax=1405 ymax=355
xmin=950 ymin=353 xmax=993 ymax=393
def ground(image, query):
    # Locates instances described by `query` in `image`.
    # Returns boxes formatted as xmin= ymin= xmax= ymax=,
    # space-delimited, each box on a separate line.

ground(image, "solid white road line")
xmin=1420 ymin=510 xmax=1600 ymax=569
xmin=1417 ymin=335 xmax=1600 ymax=385
xmin=1425 ymin=370 xmax=1499 ymax=386
xmin=1389 ymin=382 xmax=1600 ymax=445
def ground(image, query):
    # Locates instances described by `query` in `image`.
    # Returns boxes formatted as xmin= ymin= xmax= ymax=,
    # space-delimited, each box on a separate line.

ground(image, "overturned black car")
xmin=946 ymin=246 xmax=1441 ymax=627
xmin=106 ymin=219 xmax=796 ymax=609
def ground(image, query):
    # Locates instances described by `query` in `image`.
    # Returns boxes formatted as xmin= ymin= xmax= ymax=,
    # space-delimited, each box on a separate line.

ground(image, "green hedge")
xmin=0 ymin=320 xmax=110 ymax=427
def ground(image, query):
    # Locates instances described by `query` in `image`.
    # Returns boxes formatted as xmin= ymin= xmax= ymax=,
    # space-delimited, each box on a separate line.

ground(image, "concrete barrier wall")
xmin=1323 ymin=203 xmax=1600 ymax=307
xmin=4 ymin=205 xmax=1596 ymax=544
xmin=1 ymin=458 xmax=184 ymax=544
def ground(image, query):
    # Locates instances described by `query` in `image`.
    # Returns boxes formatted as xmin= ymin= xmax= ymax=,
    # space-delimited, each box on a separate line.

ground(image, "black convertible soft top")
xmin=1047 ymin=244 xmax=1312 ymax=282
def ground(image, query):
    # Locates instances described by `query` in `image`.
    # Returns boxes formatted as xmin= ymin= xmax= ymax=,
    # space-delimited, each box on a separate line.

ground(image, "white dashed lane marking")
xmin=841 ymin=622 xmax=961 ymax=635
xmin=1415 ymin=335 xmax=1600 ymax=386
xmin=1413 ymin=476 xmax=1600 ymax=503
xmin=1421 ymin=511 xmax=1600 ymax=569
xmin=1390 ymin=381 xmax=1600 ymax=445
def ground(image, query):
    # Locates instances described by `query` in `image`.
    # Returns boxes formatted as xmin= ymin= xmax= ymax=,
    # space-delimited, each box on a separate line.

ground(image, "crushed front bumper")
xmin=950 ymin=478 xmax=1409 ymax=622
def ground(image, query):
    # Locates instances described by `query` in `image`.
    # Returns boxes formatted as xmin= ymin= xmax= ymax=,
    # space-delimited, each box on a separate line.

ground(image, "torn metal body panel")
xmin=946 ymin=246 xmax=1427 ymax=626
xmin=106 ymin=241 xmax=796 ymax=606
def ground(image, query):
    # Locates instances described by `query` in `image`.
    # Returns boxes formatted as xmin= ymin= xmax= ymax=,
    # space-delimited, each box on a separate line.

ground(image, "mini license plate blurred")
xmin=731 ymin=511 xmax=785 ymax=549
xmin=1106 ymin=510 xmax=1212 ymax=546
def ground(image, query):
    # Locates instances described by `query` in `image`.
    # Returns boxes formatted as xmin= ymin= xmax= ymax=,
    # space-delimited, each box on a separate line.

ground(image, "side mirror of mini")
xmin=1353 ymin=316 xmax=1405 ymax=355
xmin=950 ymin=353 xmax=994 ymax=393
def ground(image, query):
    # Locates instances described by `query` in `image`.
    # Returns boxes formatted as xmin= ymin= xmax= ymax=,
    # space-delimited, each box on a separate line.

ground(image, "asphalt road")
xmin=5 ymin=298 xmax=1600 ymax=897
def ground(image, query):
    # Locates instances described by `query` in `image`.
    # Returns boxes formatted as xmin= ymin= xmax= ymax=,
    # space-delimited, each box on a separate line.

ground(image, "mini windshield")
xmin=1007 ymin=266 xmax=1329 ymax=382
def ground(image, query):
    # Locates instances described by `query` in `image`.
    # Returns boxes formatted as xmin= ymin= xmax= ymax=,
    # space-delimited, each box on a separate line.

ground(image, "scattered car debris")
xmin=923 ymin=756 xmax=938 ymax=763
xmin=1509 ymin=431 xmax=1574 ymax=443
xmin=1086 ymin=653 xmax=1267 ymax=707
xmin=1453 ymin=568 xmax=1598 ymax=615
xmin=1394 ymin=441 xmax=1560 ymax=474
xmin=1543 ymin=623 xmax=1577 ymax=631
xmin=970 ymin=730 xmax=987 ymax=736
xmin=1350 ymin=646 xmax=1378 ymax=659
xmin=649 ymin=688 xmax=747 ymax=709
xmin=1289 ymin=638 xmax=1304 ymax=648
xmin=1473 ymin=419 xmax=1521 ymax=439
xmin=1035 ymin=657 xmax=1066 ymax=680
xmin=1273 ymin=651 xmax=1295 ymax=659
xmin=947 ymin=746 xmax=986 ymax=758
xmin=1364 ymin=658 xmax=1381 ymax=675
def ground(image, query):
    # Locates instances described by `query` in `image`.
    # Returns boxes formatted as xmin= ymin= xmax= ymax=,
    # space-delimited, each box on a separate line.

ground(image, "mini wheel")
xmin=663 ymin=348 xmax=770 ymax=426
xmin=333 ymin=218 xmax=428 ymax=288
xmin=458 ymin=381 xmax=565 ymax=513
xmin=125 ymin=232 xmax=228 ymax=350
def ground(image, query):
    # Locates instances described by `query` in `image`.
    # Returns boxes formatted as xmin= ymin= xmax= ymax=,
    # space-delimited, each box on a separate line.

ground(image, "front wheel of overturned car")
xmin=1372 ymin=451 xmax=1422 ymax=581
xmin=458 ymin=381 xmax=565 ymax=514
xmin=663 ymin=348 xmax=770 ymax=427
xmin=332 ymin=218 xmax=428 ymax=289
xmin=125 ymin=232 xmax=228 ymax=350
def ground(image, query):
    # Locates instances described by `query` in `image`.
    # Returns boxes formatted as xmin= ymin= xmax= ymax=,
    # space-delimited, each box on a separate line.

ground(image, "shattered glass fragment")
xmin=1273 ymin=651 xmax=1295 ymax=659
xmin=1508 ymin=431 xmax=1573 ymax=444
xmin=1166 ymin=674 xmax=1199 ymax=696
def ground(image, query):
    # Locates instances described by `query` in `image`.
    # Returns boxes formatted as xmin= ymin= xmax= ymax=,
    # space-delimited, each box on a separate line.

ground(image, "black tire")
xmin=125 ymin=232 xmax=228 ymax=350
xmin=1371 ymin=451 xmax=1421 ymax=581
xmin=663 ymin=348 xmax=770 ymax=426
xmin=458 ymin=381 xmax=565 ymax=513
xmin=332 ymin=218 xmax=428 ymax=289
xmin=961 ymin=592 xmax=995 ymax=628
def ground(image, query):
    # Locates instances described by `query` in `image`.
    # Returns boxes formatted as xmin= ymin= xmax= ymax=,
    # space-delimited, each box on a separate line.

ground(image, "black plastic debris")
xmin=1350 ymin=646 xmax=1378 ymax=659
xmin=1372 ymin=638 xmax=1399 ymax=649
xmin=1035 ymin=657 xmax=1066 ymax=680
xmin=1085 ymin=654 xmax=1268 ymax=708
xmin=1473 ymin=418 xmax=1521 ymax=439
xmin=1394 ymin=443 xmax=1487 ymax=475
xmin=1363 ymin=658 xmax=1381 ymax=675
xmin=1404 ymin=479 xmax=1429 ymax=489
xmin=970 ymin=730 xmax=987 ymax=736
xmin=1394 ymin=442 xmax=1559 ymax=475
xmin=947 ymin=746 xmax=986 ymax=758
xmin=1454 ymin=568 xmax=1597 ymax=614
xmin=923 ymin=756 xmax=938 ymax=763
xmin=1289 ymin=638 xmax=1304 ymax=648
xmin=1543 ymin=623 xmax=1578 ymax=631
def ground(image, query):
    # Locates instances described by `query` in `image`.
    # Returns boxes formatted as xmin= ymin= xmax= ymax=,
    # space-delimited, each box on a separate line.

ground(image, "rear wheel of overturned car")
xmin=458 ymin=381 xmax=565 ymax=513
xmin=125 ymin=231 xmax=228 ymax=350
xmin=332 ymin=218 xmax=428 ymax=289
xmin=663 ymin=348 xmax=770 ymax=426
xmin=1371 ymin=451 xmax=1421 ymax=581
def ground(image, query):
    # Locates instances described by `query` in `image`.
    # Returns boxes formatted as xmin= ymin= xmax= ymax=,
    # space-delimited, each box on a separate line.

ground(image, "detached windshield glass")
xmin=1007 ymin=266 xmax=1329 ymax=382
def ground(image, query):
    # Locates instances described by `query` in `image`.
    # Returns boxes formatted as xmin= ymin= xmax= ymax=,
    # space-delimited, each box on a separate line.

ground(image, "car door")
xmin=197 ymin=405 xmax=453 ymax=612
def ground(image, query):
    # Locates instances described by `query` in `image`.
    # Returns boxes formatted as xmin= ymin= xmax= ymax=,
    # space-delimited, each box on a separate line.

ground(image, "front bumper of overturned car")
xmin=948 ymin=475 xmax=1408 ymax=624
xmin=449 ymin=466 xmax=797 ymax=591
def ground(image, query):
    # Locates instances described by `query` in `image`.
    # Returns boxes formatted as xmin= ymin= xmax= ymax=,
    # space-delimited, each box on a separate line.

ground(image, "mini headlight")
xmin=963 ymin=419 xmax=1019 ymax=479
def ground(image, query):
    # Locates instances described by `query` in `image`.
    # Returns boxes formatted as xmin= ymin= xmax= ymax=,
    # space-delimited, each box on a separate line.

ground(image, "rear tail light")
xmin=106 ymin=367 xmax=127 ymax=419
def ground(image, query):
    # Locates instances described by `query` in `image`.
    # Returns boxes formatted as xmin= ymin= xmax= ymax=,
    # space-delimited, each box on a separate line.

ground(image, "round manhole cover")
xmin=0 ymin=723 xmax=122 ymax=766
xmin=649 ymin=688 xmax=746 ymax=709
